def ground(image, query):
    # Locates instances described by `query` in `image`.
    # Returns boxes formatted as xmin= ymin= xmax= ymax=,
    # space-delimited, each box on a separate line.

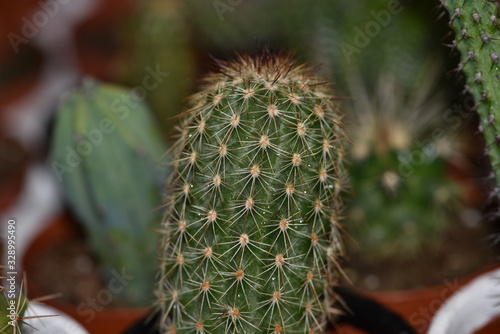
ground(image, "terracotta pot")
xmin=0 ymin=1 xmax=46 ymax=110
xmin=476 ymin=317 xmax=500 ymax=334
xmin=0 ymin=43 xmax=44 ymax=111
xmin=0 ymin=136 xmax=29 ymax=212
xmin=22 ymin=214 xmax=150 ymax=334
xmin=1 ymin=1 xmax=40 ymax=50
xmin=327 ymin=264 xmax=500 ymax=334
xmin=0 ymin=165 xmax=25 ymax=212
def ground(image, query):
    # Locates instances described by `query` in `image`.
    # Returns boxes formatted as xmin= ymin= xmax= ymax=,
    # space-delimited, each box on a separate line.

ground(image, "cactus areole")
xmin=159 ymin=54 xmax=346 ymax=333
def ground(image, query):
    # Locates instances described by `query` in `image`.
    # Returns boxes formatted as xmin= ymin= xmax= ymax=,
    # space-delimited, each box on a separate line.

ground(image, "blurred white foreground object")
xmin=428 ymin=267 xmax=500 ymax=334
xmin=23 ymin=302 xmax=88 ymax=334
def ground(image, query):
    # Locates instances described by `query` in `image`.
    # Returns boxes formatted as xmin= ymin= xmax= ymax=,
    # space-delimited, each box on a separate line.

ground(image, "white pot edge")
xmin=23 ymin=302 xmax=88 ymax=334
xmin=428 ymin=267 xmax=500 ymax=334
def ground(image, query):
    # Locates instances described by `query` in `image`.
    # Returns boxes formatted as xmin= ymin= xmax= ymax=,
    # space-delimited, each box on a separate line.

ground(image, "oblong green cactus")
xmin=50 ymin=79 xmax=167 ymax=306
xmin=159 ymin=54 xmax=346 ymax=333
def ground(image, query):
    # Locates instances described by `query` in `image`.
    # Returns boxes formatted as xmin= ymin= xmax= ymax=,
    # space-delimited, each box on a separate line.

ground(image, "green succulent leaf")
xmin=49 ymin=78 xmax=168 ymax=306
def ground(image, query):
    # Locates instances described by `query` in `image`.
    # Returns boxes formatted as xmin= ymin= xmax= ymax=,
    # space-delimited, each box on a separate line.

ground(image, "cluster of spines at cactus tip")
xmin=158 ymin=53 xmax=346 ymax=334
xmin=441 ymin=0 xmax=500 ymax=181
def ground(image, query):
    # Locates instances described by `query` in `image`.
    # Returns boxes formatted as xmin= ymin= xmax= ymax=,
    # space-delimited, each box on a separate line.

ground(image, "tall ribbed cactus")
xmin=159 ymin=54 xmax=346 ymax=333
xmin=442 ymin=0 xmax=500 ymax=180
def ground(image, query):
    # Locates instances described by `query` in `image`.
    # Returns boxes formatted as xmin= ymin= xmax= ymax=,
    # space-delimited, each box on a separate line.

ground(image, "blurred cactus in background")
xmin=306 ymin=0 xmax=465 ymax=258
xmin=345 ymin=69 xmax=462 ymax=257
xmin=117 ymin=0 xmax=195 ymax=137
xmin=49 ymin=79 xmax=167 ymax=306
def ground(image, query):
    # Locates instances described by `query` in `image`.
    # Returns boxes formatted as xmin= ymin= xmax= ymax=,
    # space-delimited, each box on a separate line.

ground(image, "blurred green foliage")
xmin=117 ymin=0 xmax=195 ymax=139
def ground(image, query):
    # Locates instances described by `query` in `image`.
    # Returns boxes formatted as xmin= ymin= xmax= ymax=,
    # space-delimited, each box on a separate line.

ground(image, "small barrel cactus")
xmin=159 ymin=54 xmax=346 ymax=333
xmin=49 ymin=79 xmax=167 ymax=306
xmin=345 ymin=71 xmax=461 ymax=258
xmin=441 ymin=0 xmax=500 ymax=181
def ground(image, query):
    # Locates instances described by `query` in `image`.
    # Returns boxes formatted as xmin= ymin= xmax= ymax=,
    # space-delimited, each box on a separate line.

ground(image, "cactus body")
xmin=0 ymin=294 xmax=27 ymax=334
xmin=159 ymin=54 xmax=346 ymax=334
xmin=442 ymin=0 xmax=500 ymax=180
xmin=50 ymin=79 xmax=167 ymax=305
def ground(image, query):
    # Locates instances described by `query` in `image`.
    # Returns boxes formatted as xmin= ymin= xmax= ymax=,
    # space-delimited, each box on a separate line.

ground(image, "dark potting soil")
xmin=26 ymin=235 xmax=123 ymax=307
xmin=342 ymin=210 xmax=498 ymax=291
